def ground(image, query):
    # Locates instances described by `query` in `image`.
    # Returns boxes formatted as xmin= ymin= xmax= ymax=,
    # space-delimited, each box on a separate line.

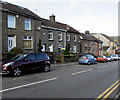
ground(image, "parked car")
xmin=96 ymin=56 xmax=108 ymax=62
xmin=106 ymin=55 xmax=113 ymax=61
xmin=118 ymin=55 xmax=120 ymax=60
xmin=111 ymin=55 xmax=119 ymax=60
xmin=79 ymin=55 xmax=97 ymax=65
xmin=1 ymin=53 xmax=51 ymax=76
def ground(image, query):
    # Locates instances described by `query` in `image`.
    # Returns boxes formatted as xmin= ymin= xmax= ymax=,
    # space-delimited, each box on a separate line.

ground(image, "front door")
xmin=8 ymin=37 xmax=14 ymax=52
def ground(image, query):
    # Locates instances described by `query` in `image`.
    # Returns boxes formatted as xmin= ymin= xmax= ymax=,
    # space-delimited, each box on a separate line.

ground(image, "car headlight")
xmin=3 ymin=62 xmax=14 ymax=67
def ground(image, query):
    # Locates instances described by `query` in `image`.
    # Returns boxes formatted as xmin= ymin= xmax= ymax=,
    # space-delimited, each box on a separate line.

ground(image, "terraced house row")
xmin=0 ymin=1 xmax=104 ymax=59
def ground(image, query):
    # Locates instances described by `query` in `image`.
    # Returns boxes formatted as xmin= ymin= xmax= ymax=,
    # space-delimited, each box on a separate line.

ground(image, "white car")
xmin=106 ymin=55 xmax=113 ymax=61
xmin=111 ymin=55 xmax=119 ymax=60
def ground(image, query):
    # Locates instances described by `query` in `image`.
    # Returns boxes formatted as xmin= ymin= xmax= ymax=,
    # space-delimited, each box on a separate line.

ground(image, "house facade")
xmin=40 ymin=17 xmax=67 ymax=53
xmin=57 ymin=22 xmax=83 ymax=54
xmin=91 ymin=33 xmax=117 ymax=55
xmin=40 ymin=15 xmax=85 ymax=55
xmin=80 ymin=31 xmax=103 ymax=56
xmin=1 ymin=1 xmax=41 ymax=54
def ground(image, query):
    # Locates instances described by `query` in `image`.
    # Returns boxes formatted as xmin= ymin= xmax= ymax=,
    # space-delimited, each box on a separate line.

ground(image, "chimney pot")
xmin=49 ymin=14 xmax=55 ymax=22
xmin=85 ymin=31 xmax=90 ymax=34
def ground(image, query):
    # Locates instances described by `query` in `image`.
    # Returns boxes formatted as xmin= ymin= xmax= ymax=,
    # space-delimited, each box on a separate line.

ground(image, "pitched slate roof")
xmin=41 ymin=18 xmax=66 ymax=31
xmin=56 ymin=22 xmax=80 ymax=34
xmin=84 ymin=33 xmax=103 ymax=43
xmin=1 ymin=1 xmax=40 ymax=19
xmin=56 ymin=22 xmax=102 ymax=43
xmin=101 ymin=34 xmax=114 ymax=42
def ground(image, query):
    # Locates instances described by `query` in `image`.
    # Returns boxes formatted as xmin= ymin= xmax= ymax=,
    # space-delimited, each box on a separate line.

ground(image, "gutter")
xmin=41 ymin=25 xmax=67 ymax=32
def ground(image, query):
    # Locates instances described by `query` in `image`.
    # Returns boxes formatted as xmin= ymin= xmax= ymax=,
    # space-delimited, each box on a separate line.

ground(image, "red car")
xmin=1 ymin=53 xmax=51 ymax=77
xmin=96 ymin=56 xmax=108 ymax=62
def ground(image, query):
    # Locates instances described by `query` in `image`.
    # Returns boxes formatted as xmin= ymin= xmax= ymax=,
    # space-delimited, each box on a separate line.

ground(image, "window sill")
xmin=58 ymin=40 xmax=63 ymax=42
xmin=49 ymin=39 xmax=54 ymax=41
xmin=24 ymin=48 xmax=33 ymax=50
xmin=24 ymin=30 xmax=32 ymax=31
xmin=7 ymin=27 xmax=16 ymax=30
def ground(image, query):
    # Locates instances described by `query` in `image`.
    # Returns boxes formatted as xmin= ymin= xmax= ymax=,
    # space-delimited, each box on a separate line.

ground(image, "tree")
xmin=9 ymin=47 xmax=23 ymax=57
xmin=37 ymin=39 xmax=43 ymax=52
xmin=64 ymin=44 xmax=70 ymax=55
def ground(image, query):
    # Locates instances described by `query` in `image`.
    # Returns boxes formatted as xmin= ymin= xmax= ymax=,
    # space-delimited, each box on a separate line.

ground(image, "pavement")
xmin=52 ymin=62 xmax=78 ymax=67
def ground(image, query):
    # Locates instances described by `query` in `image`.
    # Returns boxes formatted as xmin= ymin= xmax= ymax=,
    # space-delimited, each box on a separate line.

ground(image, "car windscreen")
xmin=12 ymin=54 xmax=27 ymax=61
xmin=80 ymin=56 xmax=87 ymax=59
xmin=106 ymin=56 xmax=111 ymax=58
xmin=97 ymin=56 xmax=102 ymax=58
xmin=112 ymin=55 xmax=116 ymax=57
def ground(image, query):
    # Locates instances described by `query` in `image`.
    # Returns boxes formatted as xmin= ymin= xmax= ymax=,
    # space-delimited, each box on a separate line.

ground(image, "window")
xmin=25 ymin=19 xmax=31 ymax=30
xmin=58 ymin=32 xmax=62 ymax=41
xmin=74 ymin=35 xmax=77 ymax=42
xmin=36 ymin=54 xmax=44 ymax=60
xmin=73 ymin=46 xmax=77 ymax=53
xmin=67 ymin=34 xmax=70 ymax=41
xmin=41 ymin=44 xmax=46 ymax=52
xmin=23 ymin=36 xmax=33 ymax=49
xmin=7 ymin=15 xmax=16 ymax=28
xmin=43 ymin=33 xmax=46 ymax=35
xmin=26 ymin=54 xmax=35 ymax=61
xmin=49 ymin=31 xmax=53 ymax=40
xmin=48 ymin=44 xmax=53 ymax=52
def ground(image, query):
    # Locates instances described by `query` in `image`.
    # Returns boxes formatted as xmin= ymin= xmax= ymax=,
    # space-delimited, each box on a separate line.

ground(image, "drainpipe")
xmin=64 ymin=30 xmax=67 ymax=49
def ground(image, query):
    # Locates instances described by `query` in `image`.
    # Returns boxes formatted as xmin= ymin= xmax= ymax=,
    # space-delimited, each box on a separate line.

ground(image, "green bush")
xmin=9 ymin=47 xmax=23 ymax=57
xmin=37 ymin=39 xmax=43 ymax=52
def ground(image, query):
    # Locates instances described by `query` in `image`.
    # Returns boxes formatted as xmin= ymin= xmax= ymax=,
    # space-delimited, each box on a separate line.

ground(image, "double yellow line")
xmin=96 ymin=79 xmax=120 ymax=100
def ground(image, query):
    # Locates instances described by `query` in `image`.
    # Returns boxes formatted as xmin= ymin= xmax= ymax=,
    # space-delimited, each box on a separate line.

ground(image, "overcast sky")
xmin=4 ymin=0 xmax=119 ymax=36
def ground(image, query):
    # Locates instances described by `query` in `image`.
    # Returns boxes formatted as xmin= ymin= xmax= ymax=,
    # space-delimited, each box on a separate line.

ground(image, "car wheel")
xmin=88 ymin=62 xmax=91 ymax=65
xmin=95 ymin=61 xmax=97 ymax=64
xmin=12 ymin=68 xmax=22 ymax=77
xmin=44 ymin=65 xmax=50 ymax=72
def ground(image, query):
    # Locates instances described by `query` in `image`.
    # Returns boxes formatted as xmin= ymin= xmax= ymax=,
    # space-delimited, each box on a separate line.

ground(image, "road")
xmin=1 ymin=61 xmax=119 ymax=99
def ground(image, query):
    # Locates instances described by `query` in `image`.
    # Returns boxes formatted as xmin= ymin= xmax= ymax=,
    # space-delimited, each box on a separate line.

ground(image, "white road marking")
xmin=98 ymin=65 xmax=109 ymax=69
xmin=72 ymin=69 xmax=93 ymax=75
xmin=0 ymin=77 xmax=57 ymax=93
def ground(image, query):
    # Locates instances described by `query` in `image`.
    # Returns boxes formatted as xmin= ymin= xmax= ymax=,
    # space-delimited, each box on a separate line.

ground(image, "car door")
xmin=90 ymin=55 xmax=95 ymax=63
xmin=35 ymin=53 xmax=46 ymax=69
xmin=22 ymin=53 xmax=36 ymax=71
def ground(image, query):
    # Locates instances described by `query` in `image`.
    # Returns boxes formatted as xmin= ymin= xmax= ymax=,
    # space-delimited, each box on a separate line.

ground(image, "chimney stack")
xmin=49 ymin=14 xmax=55 ymax=22
xmin=85 ymin=31 xmax=90 ymax=34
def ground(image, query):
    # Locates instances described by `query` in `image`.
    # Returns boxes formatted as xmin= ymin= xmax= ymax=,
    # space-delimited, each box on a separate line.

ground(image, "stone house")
xmin=91 ymin=33 xmax=117 ymax=55
xmin=40 ymin=14 xmax=85 ymax=54
xmin=80 ymin=31 xmax=103 ymax=56
xmin=56 ymin=22 xmax=83 ymax=54
xmin=1 ymin=1 xmax=42 ymax=54
xmin=40 ymin=17 xmax=67 ymax=53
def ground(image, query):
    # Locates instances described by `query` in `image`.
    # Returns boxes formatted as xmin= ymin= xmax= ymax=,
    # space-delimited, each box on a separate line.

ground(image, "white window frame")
xmin=25 ymin=19 xmax=31 ymax=30
xmin=58 ymin=32 xmax=63 ymax=41
xmin=49 ymin=31 xmax=53 ymax=40
xmin=74 ymin=35 xmax=77 ymax=42
xmin=23 ymin=36 xmax=33 ymax=49
xmin=41 ymin=44 xmax=46 ymax=52
xmin=79 ymin=36 xmax=83 ymax=39
xmin=7 ymin=15 xmax=16 ymax=28
xmin=73 ymin=46 xmax=77 ymax=53
xmin=48 ymin=44 xmax=53 ymax=52
xmin=67 ymin=34 xmax=70 ymax=41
